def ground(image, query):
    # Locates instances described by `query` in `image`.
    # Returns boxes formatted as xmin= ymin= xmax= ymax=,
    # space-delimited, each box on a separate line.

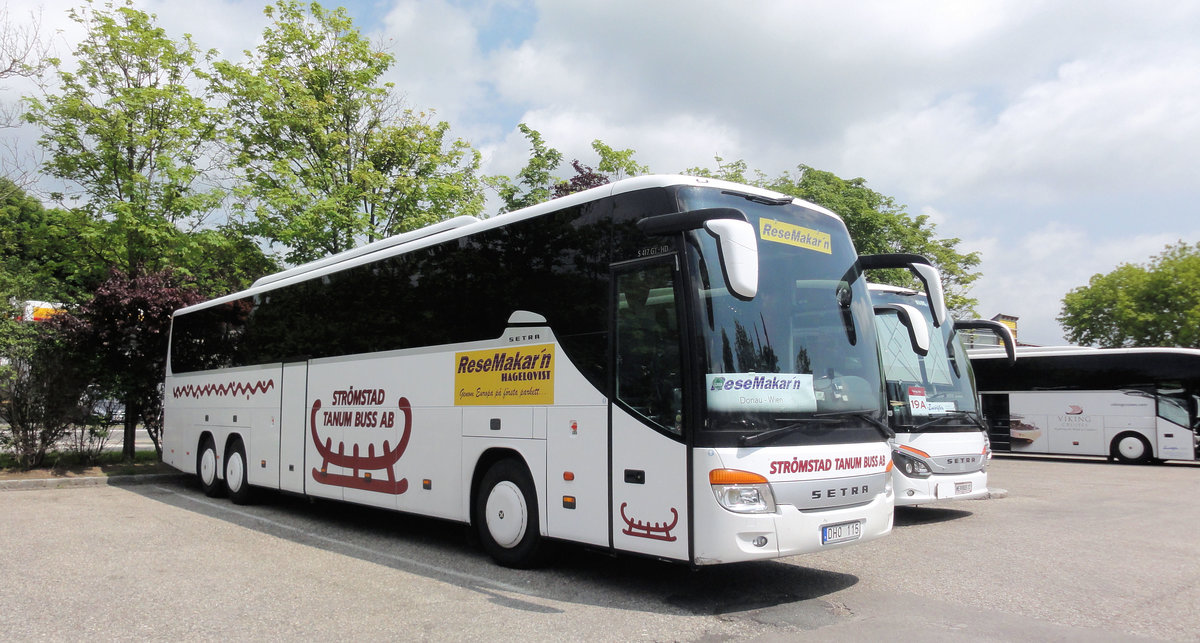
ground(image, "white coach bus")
xmin=971 ymin=347 xmax=1200 ymax=464
xmin=868 ymin=282 xmax=1014 ymax=505
xmin=164 ymin=175 xmax=936 ymax=567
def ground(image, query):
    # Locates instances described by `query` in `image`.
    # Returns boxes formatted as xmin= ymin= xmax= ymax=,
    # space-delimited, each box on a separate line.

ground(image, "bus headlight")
xmin=709 ymin=469 xmax=777 ymax=514
xmin=893 ymin=451 xmax=932 ymax=479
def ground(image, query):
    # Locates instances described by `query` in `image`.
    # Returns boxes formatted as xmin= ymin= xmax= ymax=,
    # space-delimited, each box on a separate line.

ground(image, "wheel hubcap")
xmin=1119 ymin=437 xmax=1144 ymax=460
xmin=485 ymin=481 xmax=527 ymax=549
xmin=227 ymin=452 xmax=244 ymax=492
xmin=200 ymin=448 xmax=217 ymax=487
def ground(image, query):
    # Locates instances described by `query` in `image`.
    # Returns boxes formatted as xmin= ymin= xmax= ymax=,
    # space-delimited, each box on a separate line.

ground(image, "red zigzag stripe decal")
xmin=173 ymin=379 xmax=275 ymax=399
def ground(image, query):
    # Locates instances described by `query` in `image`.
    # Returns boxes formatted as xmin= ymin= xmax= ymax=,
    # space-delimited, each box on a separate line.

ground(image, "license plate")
xmin=955 ymin=481 xmax=972 ymax=495
xmin=821 ymin=520 xmax=862 ymax=545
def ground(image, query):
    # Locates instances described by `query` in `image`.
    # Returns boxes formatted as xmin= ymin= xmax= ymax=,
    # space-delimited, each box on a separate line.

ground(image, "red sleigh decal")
xmin=620 ymin=502 xmax=679 ymax=541
xmin=310 ymin=397 xmax=412 ymax=494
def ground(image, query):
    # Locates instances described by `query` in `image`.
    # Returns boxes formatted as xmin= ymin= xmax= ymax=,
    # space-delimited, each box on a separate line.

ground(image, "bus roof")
xmin=176 ymin=175 xmax=833 ymax=317
xmin=969 ymin=345 xmax=1200 ymax=359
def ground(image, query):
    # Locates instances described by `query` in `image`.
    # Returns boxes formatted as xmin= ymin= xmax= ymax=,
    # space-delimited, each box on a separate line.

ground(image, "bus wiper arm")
xmin=739 ymin=411 xmax=895 ymax=447
xmin=738 ymin=422 xmax=815 ymax=448
xmin=913 ymin=410 xmax=985 ymax=432
xmin=812 ymin=410 xmax=896 ymax=439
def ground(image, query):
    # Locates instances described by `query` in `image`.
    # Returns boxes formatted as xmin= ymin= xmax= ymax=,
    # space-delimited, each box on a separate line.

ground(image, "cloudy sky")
xmin=9 ymin=0 xmax=1200 ymax=346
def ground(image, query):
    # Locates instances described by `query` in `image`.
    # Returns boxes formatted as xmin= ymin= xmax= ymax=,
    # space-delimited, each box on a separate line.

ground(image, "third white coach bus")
xmin=971 ymin=347 xmax=1200 ymax=464
xmin=163 ymin=175 xmax=945 ymax=567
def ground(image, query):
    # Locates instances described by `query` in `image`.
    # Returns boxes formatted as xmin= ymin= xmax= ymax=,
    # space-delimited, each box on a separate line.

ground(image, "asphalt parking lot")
xmin=1 ymin=455 xmax=1198 ymax=641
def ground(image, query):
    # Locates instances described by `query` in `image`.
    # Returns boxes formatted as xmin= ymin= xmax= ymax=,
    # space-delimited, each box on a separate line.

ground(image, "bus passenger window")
xmin=615 ymin=264 xmax=683 ymax=434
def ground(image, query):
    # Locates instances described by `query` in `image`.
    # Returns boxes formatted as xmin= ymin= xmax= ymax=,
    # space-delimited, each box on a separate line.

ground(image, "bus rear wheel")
xmin=1111 ymin=433 xmax=1152 ymax=465
xmin=475 ymin=459 xmax=543 ymax=568
xmin=197 ymin=436 xmax=224 ymax=497
xmin=224 ymin=437 xmax=255 ymax=504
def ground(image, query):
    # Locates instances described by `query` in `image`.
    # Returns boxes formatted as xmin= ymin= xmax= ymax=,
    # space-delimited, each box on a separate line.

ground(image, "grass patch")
xmin=0 ymin=448 xmax=170 ymax=478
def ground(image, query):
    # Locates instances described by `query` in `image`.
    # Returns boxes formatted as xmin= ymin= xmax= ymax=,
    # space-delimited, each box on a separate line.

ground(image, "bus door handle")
xmin=624 ymin=469 xmax=645 ymax=484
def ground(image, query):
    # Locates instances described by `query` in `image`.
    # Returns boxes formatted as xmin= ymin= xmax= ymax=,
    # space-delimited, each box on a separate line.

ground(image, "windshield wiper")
xmin=721 ymin=190 xmax=792 ymax=206
xmin=813 ymin=410 xmax=895 ymax=440
xmin=738 ymin=411 xmax=893 ymax=447
xmin=738 ymin=422 xmax=819 ymax=448
xmin=912 ymin=410 xmax=985 ymax=432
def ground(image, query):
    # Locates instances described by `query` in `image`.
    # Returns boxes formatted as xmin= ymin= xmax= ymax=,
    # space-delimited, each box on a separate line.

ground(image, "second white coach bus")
xmin=163 ymin=175 xmax=937 ymax=567
xmin=868 ymin=283 xmax=1014 ymax=505
xmin=971 ymin=347 xmax=1200 ymax=464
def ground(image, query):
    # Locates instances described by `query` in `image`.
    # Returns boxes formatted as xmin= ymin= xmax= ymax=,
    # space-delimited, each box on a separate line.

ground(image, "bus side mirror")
xmin=876 ymin=303 xmax=930 ymax=356
xmin=954 ymin=320 xmax=1016 ymax=365
xmin=637 ymin=207 xmax=758 ymax=300
xmin=858 ymin=253 xmax=949 ymax=328
xmin=703 ymin=218 xmax=758 ymax=299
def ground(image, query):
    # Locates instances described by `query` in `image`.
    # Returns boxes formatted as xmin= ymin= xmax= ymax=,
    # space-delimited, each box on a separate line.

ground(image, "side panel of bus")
xmin=1004 ymin=391 xmax=1155 ymax=457
xmin=163 ymin=365 xmax=282 ymax=483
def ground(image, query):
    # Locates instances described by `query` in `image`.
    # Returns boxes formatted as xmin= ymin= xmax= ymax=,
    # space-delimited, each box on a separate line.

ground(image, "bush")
xmin=0 ymin=324 xmax=88 ymax=469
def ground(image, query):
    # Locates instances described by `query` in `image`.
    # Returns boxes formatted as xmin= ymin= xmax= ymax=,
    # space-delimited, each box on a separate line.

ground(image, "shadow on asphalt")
xmin=893 ymin=505 xmax=973 ymax=527
xmin=128 ymin=477 xmax=859 ymax=617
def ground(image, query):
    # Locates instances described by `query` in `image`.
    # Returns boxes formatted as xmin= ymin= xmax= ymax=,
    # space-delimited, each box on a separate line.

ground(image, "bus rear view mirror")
xmin=637 ymin=208 xmax=758 ymax=300
xmin=875 ymin=303 xmax=930 ymax=356
xmin=703 ymin=218 xmax=758 ymax=299
xmin=954 ymin=319 xmax=1016 ymax=364
xmin=858 ymin=253 xmax=949 ymax=328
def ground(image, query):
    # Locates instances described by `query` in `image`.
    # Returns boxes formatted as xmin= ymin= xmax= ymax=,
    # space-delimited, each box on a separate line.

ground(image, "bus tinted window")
xmin=170 ymin=202 xmax=613 ymax=391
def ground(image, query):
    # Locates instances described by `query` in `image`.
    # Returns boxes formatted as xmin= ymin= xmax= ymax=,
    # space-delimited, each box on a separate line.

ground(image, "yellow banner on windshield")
xmin=760 ymin=218 xmax=832 ymax=254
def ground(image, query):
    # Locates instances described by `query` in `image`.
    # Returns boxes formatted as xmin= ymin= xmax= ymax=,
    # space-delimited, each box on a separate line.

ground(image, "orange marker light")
xmin=709 ymin=469 xmax=768 ymax=485
xmin=563 ymin=471 xmax=575 ymax=481
xmin=898 ymin=444 xmax=931 ymax=459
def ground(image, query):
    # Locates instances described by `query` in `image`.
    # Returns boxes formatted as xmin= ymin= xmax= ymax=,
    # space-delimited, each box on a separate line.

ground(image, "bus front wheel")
xmin=197 ymin=436 xmax=224 ymax=497
xmin=1111 ymin=433 xmax=1152 ymax=465
xmin=475 ymin=459 xmax=543 ymax=568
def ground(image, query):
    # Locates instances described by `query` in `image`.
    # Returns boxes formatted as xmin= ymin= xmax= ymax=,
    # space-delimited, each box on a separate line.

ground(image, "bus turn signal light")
xmin=898 ymin=444 xmax=930 ymax=459
xmin=709 ymin=469 xmax=768 ymax=485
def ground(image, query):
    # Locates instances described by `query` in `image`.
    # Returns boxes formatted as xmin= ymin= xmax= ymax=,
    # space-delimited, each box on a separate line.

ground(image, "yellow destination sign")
xmin=759 ymin=218 xmax=832 ymax=254
xmin=454 ymin=343 xmax=555 ymax=405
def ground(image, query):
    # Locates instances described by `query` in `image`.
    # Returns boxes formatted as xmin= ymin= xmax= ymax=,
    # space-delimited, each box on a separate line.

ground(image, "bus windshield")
xmin=677 ymin=187 xmax=885 ymax=446
xmin=871 ymin=286 xmax=980 ymax=432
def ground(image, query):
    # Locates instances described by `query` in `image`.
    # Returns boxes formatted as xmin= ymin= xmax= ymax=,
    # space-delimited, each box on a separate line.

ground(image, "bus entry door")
xmin=610 ymin=259 xmax=691 ymax=561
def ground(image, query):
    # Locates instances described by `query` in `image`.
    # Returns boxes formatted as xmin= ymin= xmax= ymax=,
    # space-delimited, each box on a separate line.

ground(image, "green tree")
xmin=499 ymin=127 xmax=648 ymax=204
xmin=214 ymin=0 xmax=484 ymax=264
xmin=686 ymin=160 xmax=980 ymax=316
xmin=591 ymin=139 xmax=647 ymax=181
xmin=21 ymin=1 xmax=239 ymax=459
xmin=0 ymin=177 xmax=98 ymax=304
xmin=1059 ymin=241 xmax=1200 ymax=348
xmin=492 ymin=123 xmax=564 ymax=213
xmin=23 ymin=0 xmax=223 ymax=278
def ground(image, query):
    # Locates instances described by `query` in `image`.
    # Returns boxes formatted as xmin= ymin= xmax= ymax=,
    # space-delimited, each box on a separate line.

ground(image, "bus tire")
xmin=197 ymin=436 xmax=224 ymax=498
xmin=1111 ymin=432 xmax=1152 ymax=465
xmin=475 ymin=459 xmax=543 ymax=568
xmin=224 ymin=436 xmax=255 ymax=505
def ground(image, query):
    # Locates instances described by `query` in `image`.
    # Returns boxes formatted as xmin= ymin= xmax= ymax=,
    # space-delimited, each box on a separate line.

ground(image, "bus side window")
xmin=615 ymin=263 xmax=684 ymax=434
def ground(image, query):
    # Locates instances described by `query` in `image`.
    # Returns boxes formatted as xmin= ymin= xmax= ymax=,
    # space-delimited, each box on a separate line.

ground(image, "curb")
xmin=0 ymin=473 xmax=189 ymax=491
xmin=986 ymin=487 xmax=1009 ymax=499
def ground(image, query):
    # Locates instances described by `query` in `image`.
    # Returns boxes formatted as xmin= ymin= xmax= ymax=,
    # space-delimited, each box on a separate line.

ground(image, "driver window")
xmin=615 ymin=262 xmax=683 ymax=434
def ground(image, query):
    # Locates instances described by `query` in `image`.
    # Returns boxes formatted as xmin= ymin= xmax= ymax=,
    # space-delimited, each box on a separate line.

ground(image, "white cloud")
xmin=10 ymin=0 xmax=1200 ymax=345
xmin=965 ymin=223 xmax=1196 ymax=346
